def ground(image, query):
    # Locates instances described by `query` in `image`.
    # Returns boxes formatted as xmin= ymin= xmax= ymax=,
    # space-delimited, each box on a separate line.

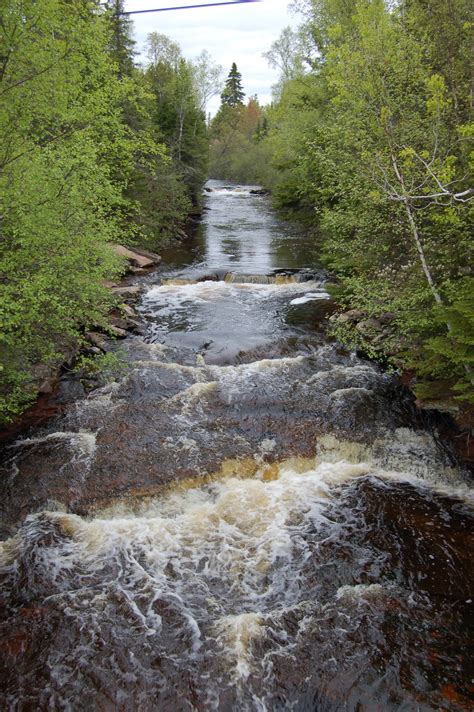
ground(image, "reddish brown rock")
xmin=111 ymin=244 xmax=161 ymax=269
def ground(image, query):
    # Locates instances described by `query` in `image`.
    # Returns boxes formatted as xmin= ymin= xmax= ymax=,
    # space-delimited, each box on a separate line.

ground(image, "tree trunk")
xmin=390 ymin=152 xmax=443 ymax=305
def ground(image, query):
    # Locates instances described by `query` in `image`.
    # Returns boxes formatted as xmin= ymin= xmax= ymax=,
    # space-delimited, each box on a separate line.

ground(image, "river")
xmin=1 ymin=183 xmax=473 ymax=711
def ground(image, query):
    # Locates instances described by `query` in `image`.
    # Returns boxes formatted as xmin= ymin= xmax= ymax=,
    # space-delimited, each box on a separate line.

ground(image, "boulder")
xmin=379 ymin=312 xmax=396 ymax=325
xmin=111 ymin=244 xmax=161 ymax=269
xmin=128 ymin=246 xmax=161 ymax=263
xmin=85 ymin=332 xmax=107 ymax=351
xmin=111 ymin=285 xmax=141 ymax=299
xmin=355 ymin=318 xmax=383 ymax=335
xmin=107 ymin=325 xmax=128 ymax=339
xmin=120 ymin=304 xmax=138 ymax=319
xmin=109 ymin=316 xmax=131 ymax=331
xmin=30 ymin=364 xmax=56 ymax=394
xmin=344 ymin=309 xmax=367 ymax=321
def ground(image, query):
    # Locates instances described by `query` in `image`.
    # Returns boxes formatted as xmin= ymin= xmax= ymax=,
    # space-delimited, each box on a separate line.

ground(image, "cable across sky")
xmin=117 ymin=0 xmax=261 ymax=16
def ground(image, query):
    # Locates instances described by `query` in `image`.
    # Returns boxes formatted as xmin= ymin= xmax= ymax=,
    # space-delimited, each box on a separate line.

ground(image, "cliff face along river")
xmin=1 ymin=183 xmax=473 ymax=711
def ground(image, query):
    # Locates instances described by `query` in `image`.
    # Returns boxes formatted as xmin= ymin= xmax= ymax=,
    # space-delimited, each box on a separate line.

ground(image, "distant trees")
xmin=192 ymin=50 xmax=224 ymax=113
xmin=263 ymin=27 xmax=305 ymax=83
xmin=142 ymin=33 xmax=210 ymax=204
xmin=209 ymin=65 xmax=273 ymax=183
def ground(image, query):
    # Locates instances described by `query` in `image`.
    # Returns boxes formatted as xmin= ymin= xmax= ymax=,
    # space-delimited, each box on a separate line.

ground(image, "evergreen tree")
xmin=106 ymin=0 xmax=135 ymax=78
xmin=220 ymin=63 xmax=245 ymax=107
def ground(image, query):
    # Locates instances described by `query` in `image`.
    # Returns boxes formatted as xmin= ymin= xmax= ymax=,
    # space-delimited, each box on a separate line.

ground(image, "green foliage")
xmin=105 ymin=0 xmax=136 ymax=77
xmin=210 ymin=96 xmax=275 ymax=184
xmin=143 ymin=36 xmax=209 ymax=207
xmin=0 ymin=0 xmax=127 ymax=421
xmin=220 ymin=63 xmax=245 ymax=108
xmin=74 ymin=350 xmax=127 ymax=383
xmin=0 ymin=2 xmax=210 ymax=422
xmin=411 ymin=278 xmax=474 ymax=402
xmin=264 ymin=0 xmax=473 ymax=402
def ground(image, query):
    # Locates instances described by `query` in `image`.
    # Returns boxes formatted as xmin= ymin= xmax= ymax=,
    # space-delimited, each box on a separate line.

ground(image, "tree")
xmin=0 ymin=0 xmax=130 ymax=420
xmin=263 ymin=26 xmax=304 ymax=82
xmin=146 ymin=32 xmax=181 ymax=70
xmin=191 ymin=50 xmax=224 ymax=112
xmin=324 ymin=1 xmax=472 ymax=377
xmin=106 ymin=0 xmax=136 ymax=77
xmin=144 ymin=33 xmax=209 ymax=204
xmin=209 ymin=96 xmax=273 ymax=183
xmin=263 ymin=0 xmax=474 ymax=401
xmin=220 ymin=62 xmax=245 ymax=107
xmin=0 ymin=2 xmax=212 ymax=421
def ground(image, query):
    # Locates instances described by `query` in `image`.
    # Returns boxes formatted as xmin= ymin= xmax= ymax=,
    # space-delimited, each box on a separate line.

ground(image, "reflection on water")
xmin=158 ymin=181 xmax=318 ymax=277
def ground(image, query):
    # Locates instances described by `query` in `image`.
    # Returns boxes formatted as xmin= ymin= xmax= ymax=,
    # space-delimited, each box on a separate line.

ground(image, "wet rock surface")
xmin=0 ymin=327 xmax=425 ymax=531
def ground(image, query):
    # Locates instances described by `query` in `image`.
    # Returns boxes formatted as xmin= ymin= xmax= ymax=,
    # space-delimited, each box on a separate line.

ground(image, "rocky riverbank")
xmin=0 ymin=244 xmax=163 ymax=444
xmin=329 ymin=307 xmax=474 ymax=470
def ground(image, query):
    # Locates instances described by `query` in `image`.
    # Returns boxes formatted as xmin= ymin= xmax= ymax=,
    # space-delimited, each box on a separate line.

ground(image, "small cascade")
xmin=161 ymin=270 xmax=326 ymax=287
xmin=224 ymin=272 xmax=298 ymax=284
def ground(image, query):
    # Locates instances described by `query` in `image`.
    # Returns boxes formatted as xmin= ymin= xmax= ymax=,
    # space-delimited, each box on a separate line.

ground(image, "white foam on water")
xmin=72 ymin=381 xmax=124 ymax=421
xmin=215 ymin=612 xmax=264 ymax=681
xmin=12 ymin=430 xmax=97 ymax=459
xmin=335 ymin=583 xmax=389 ymax=603
xmin=316 ymin=432 xmax=473 ymax=502
xmin=1 ymin=436 xmax=472 ymax=708
xmin=290 ymin=292 xmax=331 ymax=305
xmin=209 ymin=187 xmax=256 ymax=196
xmin=143 ymin=279 xmax=325 ymax=310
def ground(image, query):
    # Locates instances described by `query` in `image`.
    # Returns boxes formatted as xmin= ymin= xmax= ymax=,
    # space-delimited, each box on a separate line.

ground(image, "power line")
xmin=116 ymin=1 xmax=261 ymax=16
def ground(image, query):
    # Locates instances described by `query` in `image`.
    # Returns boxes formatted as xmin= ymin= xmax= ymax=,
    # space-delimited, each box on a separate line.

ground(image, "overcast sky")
xmin=126 ymin=0 xmax=298 ymax=114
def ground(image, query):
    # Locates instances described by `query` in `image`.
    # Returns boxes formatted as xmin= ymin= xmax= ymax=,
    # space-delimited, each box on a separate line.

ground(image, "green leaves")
xmin=0 ymin=7 xmax=211 ymax=420
xmin=0 ymin=1 xmax=129 ymax=420
xmin=264 ymin=0 xmax=473 ymax=405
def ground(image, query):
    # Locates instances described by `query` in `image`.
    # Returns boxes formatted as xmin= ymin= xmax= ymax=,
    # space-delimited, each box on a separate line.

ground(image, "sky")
xmin=125 ymin=0 xmax=298 ymax=114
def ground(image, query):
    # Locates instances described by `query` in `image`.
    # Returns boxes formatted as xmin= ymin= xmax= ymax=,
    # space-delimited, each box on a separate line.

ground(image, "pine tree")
xmin=106 ymin=0 xmax=135 ymax=77
xmin=220 ymin=62 xmax=245 ymax=107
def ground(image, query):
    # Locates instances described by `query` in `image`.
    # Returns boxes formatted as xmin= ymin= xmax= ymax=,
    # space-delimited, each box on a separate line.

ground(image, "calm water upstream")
xmin=1 ymin=183 xmax=473 ymax=711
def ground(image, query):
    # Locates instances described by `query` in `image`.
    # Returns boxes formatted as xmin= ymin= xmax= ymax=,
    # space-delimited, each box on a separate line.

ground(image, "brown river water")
xmin=1 ymin=183 xmax=473 ymax=710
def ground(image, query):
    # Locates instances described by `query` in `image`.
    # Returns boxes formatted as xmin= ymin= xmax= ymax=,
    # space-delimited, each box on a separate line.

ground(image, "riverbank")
xmin=326 ymin=303 xmax=474 ymax=469
xmin=0 ymin=231 xmax=190 ymax=443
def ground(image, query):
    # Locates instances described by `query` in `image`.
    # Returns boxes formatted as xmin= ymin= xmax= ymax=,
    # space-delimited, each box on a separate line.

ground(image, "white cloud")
xmin=125 ymin=0 xmax=298 ymax=114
